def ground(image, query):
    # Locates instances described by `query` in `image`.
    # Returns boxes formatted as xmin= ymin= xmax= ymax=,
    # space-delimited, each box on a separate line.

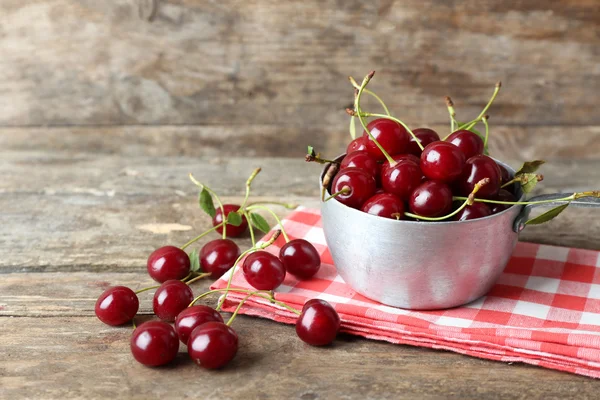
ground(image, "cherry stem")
xmin=246 ymin=201 xmax=298 ymax=209
xmin=185 ymin=272 xmax=211 ymax=286
xmin=135 ymin=285 xmax=160 ymax=295
xmin=452 ymin=192 xmax=589 ymax=206
xmin=405 ymin=178 xmax=490 ymax=221
xmin=243 ymin=210 xmax=257 ymax=247
xmin=445 ymin=96 xmax=458 ymax=133
xmin=240 ymin=167 xmax=262 ymax=211
xmin=245 ymin=205 xmax=290 ymax=242
xmin=323 ymin=186 xmax=351 ymax=202
xmin=360 ymin=112 xmax=423 ymax=152
xmin=189 ymin=288 xmax=302 ymax=316
xmin=226 ymin=291 xmax=258 ymax=326
xmin=189 ymin=173 xmax=227 ymax=239
xmin=306 ymin=153 xmax=340 ymax=164
xmin=215 ymin=230 xmax=282 ymax=311
xmin=482 ymin=114 xmax=490 ymax=149
xmin=180 ymin=222 xmax=224 ymax=250
xmin=501 ymin=174 xmax=543 ymax=189
xmin=348 ymin=76 xmax=391 ymax=116
xmin=457 ymin=82 xmax=501 ymax=132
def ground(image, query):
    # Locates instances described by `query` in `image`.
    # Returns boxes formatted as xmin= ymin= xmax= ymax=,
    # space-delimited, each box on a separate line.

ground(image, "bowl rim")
xmin=320 ymin=153 xmax=525 ymax=226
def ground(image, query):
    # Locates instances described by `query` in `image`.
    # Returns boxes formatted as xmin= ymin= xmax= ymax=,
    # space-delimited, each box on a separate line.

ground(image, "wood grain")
xmin=1 ymin=0 xmax=599 ymax=127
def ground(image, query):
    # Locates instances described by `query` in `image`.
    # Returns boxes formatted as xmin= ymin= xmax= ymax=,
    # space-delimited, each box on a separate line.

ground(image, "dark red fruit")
xmin=454 ymin=202 xmax=492 ymax=221
xmin=330 ymin=167 xmax=376 ymax=209
xmin=130 ymin=321 xmax=179 ymax=367
xmin=95 ymin=286 xmax=139 ymax=326
xmin=347 ymin=137 xmax=367 ymax=153
xmin=175 ymin=305 xmax=224 ymax=344
xmin=200 ymin=238 xmax=241 ymax=279
xmin=213 ymin=204 xmax=248 ymax=237
xmin=381 ymin=160 xmax=422 ymax=201
xmin=362 ymin=119 xmax=409 ymax=160
xmin=279 ymin=239 xmax=321 ymax=280
xmin=153 ymin=280 xmax=194 ymax=322
xmin=407 ymin=128 xmax=440 ymax=156
xmin=361 ymin=193 xmax=405 ymax=220
xmin=188 ymin=322 xmax=238 ymax=369
xmin=147 ymin=246 xmax=191 ymax=283
xmin=296 ymin=299 xmax=340 ymax=346
xmin=458 ymin=155 xmax=502 ymax=199
xmin=409 ymin=181 xmax=453 ymax=218
xmin=340 ymin=151 xmax=380 ymax=181
xmin=497 ymin=163 xmax=511 ymax=185
xmin=420 ymin=142 xmax=466 ymax=183
xmin=446 ymin=129 xmax=484 ymax=159
xmin=242 ymin=251 xmax=286 ymax=290
xmin=491 ymin=189 xmax=517 ymax=214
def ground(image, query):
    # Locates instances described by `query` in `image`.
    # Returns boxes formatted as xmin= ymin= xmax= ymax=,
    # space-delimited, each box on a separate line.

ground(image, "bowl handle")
xmin=513 ymin=193 xmax=600 ymax=232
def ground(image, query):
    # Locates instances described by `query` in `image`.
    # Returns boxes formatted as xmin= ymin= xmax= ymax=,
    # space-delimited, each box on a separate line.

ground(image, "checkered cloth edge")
xmin=210 ymin=207 xmax=600 ymax=378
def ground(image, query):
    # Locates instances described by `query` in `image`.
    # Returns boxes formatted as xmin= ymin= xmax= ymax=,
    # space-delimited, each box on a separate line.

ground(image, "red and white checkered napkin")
xmin=211 ymin=207 xmax=600 ymax=378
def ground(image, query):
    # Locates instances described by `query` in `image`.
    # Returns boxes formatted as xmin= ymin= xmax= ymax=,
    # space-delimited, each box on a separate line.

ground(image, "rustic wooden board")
xmin=1 ymin=0 xmax=599 ymax=127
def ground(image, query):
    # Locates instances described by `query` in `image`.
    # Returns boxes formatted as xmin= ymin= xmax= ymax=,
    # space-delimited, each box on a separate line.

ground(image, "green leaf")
xmin=516 ymin=160 xmax=545 ymax=175
xmin=199 ymin=188 xmax=216 ymax=218
xmin=307 ymin=145 xmax=315 ymax=156
xmin=525 ymin=203 xmax=570 ymax=225
xmin=519 ymin=173 xmax=541 ymax=194
xmin=349 ymin=116 xmax=356 ymax=139
xmin=189 ymin=249 xmax=200 ymax=272
xmin=226 ymin=211 xmax=243 ymax=227
xmin=456 ymin=121 xmax=488 ymax=155
xmin=249 ymin=212 xmax=270 ymax=234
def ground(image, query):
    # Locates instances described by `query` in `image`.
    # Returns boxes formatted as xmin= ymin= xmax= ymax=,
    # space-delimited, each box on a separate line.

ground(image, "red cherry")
xmin=153 ymin=280 xmax=194 ymax=322
xmin=491 ymin=189 xmax=517 ymax=214
xmin=130 ymin=321 xmax=179 ymax=367
xmin=420 ymin=142 xmax=466 ymax=183
xmin=340 ymin=151 xmax=380 ymax=181
xmin=147 ymin=246 xmax=191 ymax=283
xmin=242 ymin=251 xmax=286 ymax=290
xmin=454 ymin=202 xmax=492 ymax=221
xmin=95 ymin=286 xmax=139 ymax=326
xmin=458 ymin=155 xmax=502 ymax=199
xmin=199 ymin=239 xmax=241 ymax=279
xmin=188 ymin=322 xmax=238 ymax=369
xmin=409 ymin=181 xmax=453 ymax=218
xmin=407 ymin=128 xmax=440 ymax=156
xmin=279 ymin=239 xmax=321 ymax=280
xmin=296 ymin=299 xmax=340 ymax=346
xmin=174 ymin=305 xmax=224 ymax=344
xmin=362 ymin=119 xmax=409 ymax=160
xmin=380 ymin=160 xmax=422 ymax=201
xmin=212 ymin=204 xmax=248 ymax=237
xmin=330 ymin=167 xmax=376 ymax=209
xmin=497 ymin=163 xmax=511 ymax=184
xmin=346 ymin=137 xmax=367 ymax=153
xmin=446 ymin=129 xmax=484 ymax=159
xmin=361 ymin=193 xmax=405 ymax=220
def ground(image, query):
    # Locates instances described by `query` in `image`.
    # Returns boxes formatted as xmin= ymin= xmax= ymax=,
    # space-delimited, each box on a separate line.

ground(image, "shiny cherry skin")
xmin=199 ymin=238 xmax=241 ymax=279
xmin=490 ymin=189 xmax=517 ymax=214
xmin=454 ymin=202 xmax=492 ymax=221
xmin=381 ymin=160 xmax=422 ymax=201
xmin=242 ymin=251 xmax=286 ymax=290
xmin=153 ymin=280 xmax=194 ymax=322
xmin=174 ymin=305 xmax=224 ymax=344
xmin=188 ymin=322 xmax=238 ymax=369
xmin=95 ymin=286 xmax=139 ymax=326
xmin=130 ymin=321 xmax=179 ymax=367
xmin=296 ymin=299 xmax=341 ymax=346
xmin=147 ymin=246 xmax=191 ymax=283
xmin=380 ymin=154 xmax=420 ymax=176
xmin=362 ymin=118 xmax=409 ymax=160
xmin=347 ymin=136 xmax=367 ymax=153
xmin=340 ymin=151 xmax=380 ymax=181
xmin=212 ymin=204 xmax=248 ymax=237
xmin=458 ymin=155 xmax=502 ymax=199
xmin=409 ymin=181 xmax=453 ymax=218
xmin=279 ymin=239 xmax=321 ymax=280
xmin=361 ymin=193 xmax=405 ymax=220
xmin=330 ymin=167 xmax=376 ymax=209
xmin=407 ymin=128 xmax=440 ymax=156
xmin=446 ymin=129 xmax=484 ymax=159
xmin=420 ymin=142 xmax=466 ymax=183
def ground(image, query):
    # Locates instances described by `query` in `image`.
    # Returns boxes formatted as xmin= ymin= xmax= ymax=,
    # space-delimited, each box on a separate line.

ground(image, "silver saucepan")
xmin=320 ymin=155 xmax=600 ymax=310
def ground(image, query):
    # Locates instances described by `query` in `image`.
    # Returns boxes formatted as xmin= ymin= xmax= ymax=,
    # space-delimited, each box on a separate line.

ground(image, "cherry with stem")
xmin=189 ymin=173 xmax=228 ymax=239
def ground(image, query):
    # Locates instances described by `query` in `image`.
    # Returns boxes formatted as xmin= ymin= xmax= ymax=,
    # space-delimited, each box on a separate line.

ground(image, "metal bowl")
xmin=320 ymin=155 xmax=599 ymax=310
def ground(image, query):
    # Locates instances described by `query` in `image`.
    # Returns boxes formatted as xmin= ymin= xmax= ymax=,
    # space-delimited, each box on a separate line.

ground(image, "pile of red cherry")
xmin=95 ymin=195 xmax=340 ymax=369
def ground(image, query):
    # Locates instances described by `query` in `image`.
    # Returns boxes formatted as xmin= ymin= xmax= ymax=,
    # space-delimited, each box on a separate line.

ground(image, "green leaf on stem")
xmin=249 ymin=212 xmax=271 ymax=234
xmin=199 ymin=188 xmax=216 ymax=218
xmin=349 ymin=116 xmax=356 ymax=139
xmin=307 ymin=146 xmax=315 ymax=157
xmin=516 ymin=160 xmax=545 ymax=175
xmin=525 ymin=203 xmax=570 ymax=225
xmin=189 ymin=249 xmax=200 ymax=272
xmin=227 ymin=211 xmax=243 ymax=227
xmin=519 ymin=173 xmax=541 ymax=194
xmin=456 ymin=121 xmax=488 ymax=155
